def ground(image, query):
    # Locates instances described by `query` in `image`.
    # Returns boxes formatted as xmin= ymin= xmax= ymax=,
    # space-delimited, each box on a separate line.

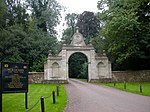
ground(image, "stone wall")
xmin=28 ymin=72 xmax=68 ymax=84
xmin=112 ymin=70 xmax=150 ymax=82
xmin=28 ymin=70 xmax=150 ymax=83
xmin=28 ymin=72 xmax=44 ymax=84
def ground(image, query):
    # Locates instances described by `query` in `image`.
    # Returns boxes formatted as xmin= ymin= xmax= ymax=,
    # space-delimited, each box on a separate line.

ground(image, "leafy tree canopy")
xmin=0 ymin=0 xmax=62 ymax=71
xmin=77 ymin=11 xmax=101 ymax=43
xmin=97 ymin=0 xmax=150 ymax=70
xmin=26 ymin=0 xmax=62 ymax=35
xmin=61 ymin=13 xmax=78 ymax=45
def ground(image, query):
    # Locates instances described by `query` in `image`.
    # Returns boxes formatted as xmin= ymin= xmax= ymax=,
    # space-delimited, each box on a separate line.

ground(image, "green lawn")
xmin=2 ymin=84 xmax=67 ymax=112
xmin=98 ymin=82 xmax=150 ymax=96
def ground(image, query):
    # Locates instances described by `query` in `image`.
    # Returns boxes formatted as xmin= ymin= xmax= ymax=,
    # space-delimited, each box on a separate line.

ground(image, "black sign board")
xmin=1 ymin=62 xmax=28 ymax=93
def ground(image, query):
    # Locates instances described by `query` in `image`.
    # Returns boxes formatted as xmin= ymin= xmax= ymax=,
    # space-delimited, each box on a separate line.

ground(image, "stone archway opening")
xmin=68 ymin=52 xmax=88 ymax=80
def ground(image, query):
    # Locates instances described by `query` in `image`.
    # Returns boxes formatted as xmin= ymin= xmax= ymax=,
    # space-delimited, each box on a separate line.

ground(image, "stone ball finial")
xmin=48 ymin=50 xmax=52 ymax=56
xmin=49 ymin=50 xmax=51 ymax=53
xmin=76 ymin=26 xmax=79 ymax=33
xmin=102 ymin=50 xmax=106 ymax=56
xmin=63 ymin=43 xmax=66 ymax=46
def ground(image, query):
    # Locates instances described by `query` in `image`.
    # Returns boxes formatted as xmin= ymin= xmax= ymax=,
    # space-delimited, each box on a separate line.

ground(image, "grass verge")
xmin=2 ymin=84 xmax=67 ymax=112
xmin=97 ymin=82 xmax=150 ymax=96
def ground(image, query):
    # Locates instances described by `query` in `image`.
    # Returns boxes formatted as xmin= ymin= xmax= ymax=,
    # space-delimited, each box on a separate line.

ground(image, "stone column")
xmin=61 ymin=49 xmax=67 ymax=80
xmin=108 ymin=62 xmax=112 ymax=78
xmin=66 ymin=62 xmax=69 ymax=81
xmin=88 ymin=62 xmax=91 ymax=82
xmin=90 ymin=49 xmax=96 ymax=81
xmin=44 ymin=63 xmax=48 ymax=80
xmin=47 ymin=59 xmax=51 ymax=80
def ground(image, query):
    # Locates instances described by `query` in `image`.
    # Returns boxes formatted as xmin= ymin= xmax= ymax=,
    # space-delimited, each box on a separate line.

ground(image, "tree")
xmin=77 ymin=11 xmax=101 ymax=43
xmin=5 ymin=0 xmax=29 ymax=30
xmin=25 ymin=28 xmax=58 ymax=71
xmin=65 ymin=13 xmax=78 ymax=32
xmin=26 ymin=0 xmax=62 ymax=35
xmin=97 ymin=0 xmax=150 ymax=70
xmin=61 ymin=13 xmax=78 ymax=45
xmin=135 ymin=1 xmax=150 ymax=69
xmin=0 ymin=25 xmax=27 ymax=62
xmin=61 ymin=28 xmax=73 ymax=45
xmin=0 ymin=0 xmax=62 ymax=72
xmin=0 ymin=0 xmax=7 ymax=28
xmin=92 ymin=31 xmax=106 ymax=54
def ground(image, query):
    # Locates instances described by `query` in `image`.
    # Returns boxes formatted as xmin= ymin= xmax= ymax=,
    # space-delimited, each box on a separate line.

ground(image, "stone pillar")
xmin=66 ymin=62 xmax=69 ymax=81
xmin=88 ymin=62 xmax=91 ymax=82
xmin=90 ymin=49 xmax=96 ymax=81
xmin=61 ymin=49 xmax=67 ymax=80
xmin=108 ymin=62 xmax=112 ymax=78
xmin=47 ymin=59 xmax=51 ymax=80
xmin=44 ymin=63 xmax=48 ymax=80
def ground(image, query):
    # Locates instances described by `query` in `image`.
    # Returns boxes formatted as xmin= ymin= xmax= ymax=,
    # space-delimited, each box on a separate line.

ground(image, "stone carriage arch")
xmin=68 ymin=52 xmax=88 ymax=78
xmin=44 ymin=29 xmax=112 ymax=83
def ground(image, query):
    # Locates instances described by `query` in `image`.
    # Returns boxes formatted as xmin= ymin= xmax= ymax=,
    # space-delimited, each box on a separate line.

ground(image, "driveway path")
xmin=65 ymin=79 xmax=150 ymax=112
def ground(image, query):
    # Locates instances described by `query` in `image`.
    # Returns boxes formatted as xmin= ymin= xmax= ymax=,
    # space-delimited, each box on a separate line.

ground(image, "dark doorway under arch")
xmin=68 ymin=52 xmax=88 ymax=80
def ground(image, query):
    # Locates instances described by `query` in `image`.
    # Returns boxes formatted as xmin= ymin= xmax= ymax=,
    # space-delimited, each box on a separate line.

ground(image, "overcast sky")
xmin=57 ymin=0 xmax=99 ymax=13
xmin=56 ymin=0 xmax=99 ymax=40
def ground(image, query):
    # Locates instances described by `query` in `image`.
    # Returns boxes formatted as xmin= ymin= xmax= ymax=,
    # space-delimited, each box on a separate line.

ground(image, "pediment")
xmin=71 ymin=29 xmax=86 ymax=46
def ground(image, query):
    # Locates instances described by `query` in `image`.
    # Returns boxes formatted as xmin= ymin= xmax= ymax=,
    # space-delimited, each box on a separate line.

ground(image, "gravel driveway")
xmin=65 ymin=79 xmax=150 ymax=112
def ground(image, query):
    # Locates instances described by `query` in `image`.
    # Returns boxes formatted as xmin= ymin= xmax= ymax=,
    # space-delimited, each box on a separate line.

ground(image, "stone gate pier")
xmin=44 ymin=29 xmax=112 ymax=83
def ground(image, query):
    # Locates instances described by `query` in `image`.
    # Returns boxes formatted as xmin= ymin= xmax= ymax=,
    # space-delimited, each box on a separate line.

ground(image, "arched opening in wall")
xmin=97 ymin=62 xmax=105 ymax=79
xmin=52 ymin=62 xmax=59 ymax=77
xmin=68 ymin=52 xmax=88 ymax=80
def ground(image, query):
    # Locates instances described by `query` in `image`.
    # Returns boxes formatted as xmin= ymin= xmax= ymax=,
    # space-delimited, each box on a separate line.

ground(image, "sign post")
xmin=25 ymin=92 xmax=28 ymax=109
xmin=1 ymin=62 xmax=28 ymax=111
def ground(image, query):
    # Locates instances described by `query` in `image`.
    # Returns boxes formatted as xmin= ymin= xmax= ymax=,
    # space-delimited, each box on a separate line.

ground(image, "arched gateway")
xmin=44 ymin=29 xmax=112 ymax=83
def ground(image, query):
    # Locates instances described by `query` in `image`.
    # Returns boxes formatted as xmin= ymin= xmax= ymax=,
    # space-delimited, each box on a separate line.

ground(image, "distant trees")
xmin=61 ymin=11 xmax=101 ymax=45
xmin=0 ymin=0 xmax=62 ymax=71
xmin=26 ymin=0 xmax=61 ymax=34
xmin=0 ymin=0 xmax=7 ymax=28
xmin=77 ymin=11 xmax=101 ymax=43
xmin=61 ymin=13 xmax=78 ymax=45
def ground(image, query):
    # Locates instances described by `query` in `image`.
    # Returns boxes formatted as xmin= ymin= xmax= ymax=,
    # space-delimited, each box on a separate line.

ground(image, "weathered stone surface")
xmin=112 ymin=70 xmax=150 ymax=82
xmin=28 ymin=72 xmax=44 ymax=83
xmin=28 ymin=70 xmax=150 ymax=84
